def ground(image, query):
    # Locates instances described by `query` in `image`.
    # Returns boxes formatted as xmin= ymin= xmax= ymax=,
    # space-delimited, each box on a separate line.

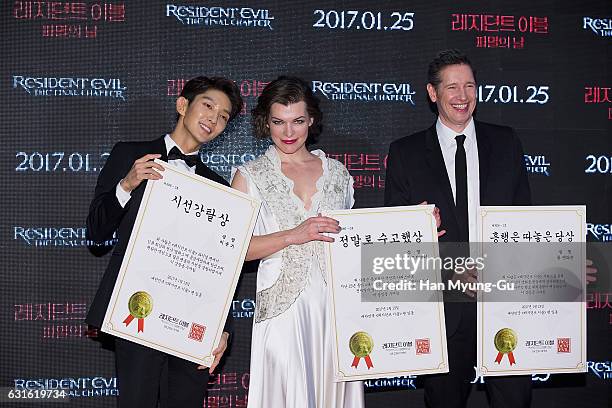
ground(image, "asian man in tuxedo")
xmin=85 ymin=76 xmax=243 ymax=408
xmin=384 ymin=50 xmax=532 ymax=408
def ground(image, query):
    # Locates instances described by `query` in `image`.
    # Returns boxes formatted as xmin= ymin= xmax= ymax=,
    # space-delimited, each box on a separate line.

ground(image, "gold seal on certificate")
xmin=494 ymin=328 xmax=517 ymax=366
xmin=123 ymin=291 xmax=153 ymax=333
xmin=349 ymin=331 xmax=374 ymax=369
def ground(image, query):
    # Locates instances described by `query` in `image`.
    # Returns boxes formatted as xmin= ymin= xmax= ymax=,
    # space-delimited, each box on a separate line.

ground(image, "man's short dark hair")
xmin=178 ymin=76 xmax=243 ymax=122
xmin=251 ymin=76 xmax=322 ymax=145
xmin=427 ymin=49 xmax=476 ymax=89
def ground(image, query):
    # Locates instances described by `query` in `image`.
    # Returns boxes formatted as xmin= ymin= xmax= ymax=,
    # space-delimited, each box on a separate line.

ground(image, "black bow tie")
xmin=167 ymin=146 xmax=200 ymax=167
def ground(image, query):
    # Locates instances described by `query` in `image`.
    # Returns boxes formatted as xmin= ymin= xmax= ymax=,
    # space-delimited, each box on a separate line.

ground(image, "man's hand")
xmin=120 ymin=154 xmax=164 ymax=193
xmin=419 ymin=201 xmax=446 ymax=238
xmin=452 ymin=267 xmax=478 ymax=298
xmin=197 ymin=332 xmax=229 ymax=373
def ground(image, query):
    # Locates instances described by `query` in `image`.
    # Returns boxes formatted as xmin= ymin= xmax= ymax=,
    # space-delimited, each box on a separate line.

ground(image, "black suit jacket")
xmin=384 ymin=120 xmax=531 ymax=334
xmin=86 ymin=136 xmax=233 ymax=336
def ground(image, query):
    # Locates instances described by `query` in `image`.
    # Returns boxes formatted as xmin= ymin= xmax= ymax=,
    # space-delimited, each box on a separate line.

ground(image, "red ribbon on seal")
xmin=351 ymin=355 xmax=374 ymax=369
xmin=123 ymin=314 xmax=144 ymax=333
xmin=495 ymin=351 xmax=516 ymax=365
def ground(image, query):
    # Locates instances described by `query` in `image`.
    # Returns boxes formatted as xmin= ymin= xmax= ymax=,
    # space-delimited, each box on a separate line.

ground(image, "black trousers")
xmin=423 ymin=303 xmax=532 ymax=408
xmin=115 ymin=337 xmax=210 ymax=408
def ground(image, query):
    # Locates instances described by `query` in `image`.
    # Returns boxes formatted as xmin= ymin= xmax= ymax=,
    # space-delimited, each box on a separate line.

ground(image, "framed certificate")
xmin=476 ymin=206 xmax=587 ymax=376
xmin=102 ymin=160 xmax=260 ymax=366
xmin=325 ymin=205 xmax=448 ymax=381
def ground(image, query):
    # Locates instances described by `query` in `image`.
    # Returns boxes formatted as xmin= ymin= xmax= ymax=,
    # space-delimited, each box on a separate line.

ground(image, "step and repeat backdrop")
xmin=1 ymin=0 xmax=610 ymax=407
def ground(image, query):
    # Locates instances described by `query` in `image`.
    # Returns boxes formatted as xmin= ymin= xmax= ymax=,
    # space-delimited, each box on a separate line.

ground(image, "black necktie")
xmin=167 ymin=146 xmax=199 ymax=167
xmin=455 ymin=135 xmax=469 ymax=242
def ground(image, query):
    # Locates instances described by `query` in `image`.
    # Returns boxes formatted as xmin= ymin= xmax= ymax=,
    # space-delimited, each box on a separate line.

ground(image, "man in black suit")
xmin=384 ymin=50 xmax=532 ymax=408
xmin=86 ymin=76 xmax=243 ymax=408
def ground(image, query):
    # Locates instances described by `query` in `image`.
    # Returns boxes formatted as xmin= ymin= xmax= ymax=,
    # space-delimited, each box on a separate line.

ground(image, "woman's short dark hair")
xmin=251 ymin=76 xmax=323 ymax=144
xmin=179 ymin=76 xmax=243 ymax=122
xmin=427 ymin=49 xmax=476 ymax=90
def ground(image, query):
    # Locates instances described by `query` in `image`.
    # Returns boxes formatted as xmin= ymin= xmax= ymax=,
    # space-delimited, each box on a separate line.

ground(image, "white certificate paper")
xmin=102 ymin=160 xmax=260 ymax=366
xmin=325 ymin=206 xmax=448 ymax=382
xmin=476 ymin=206 xmax=587 ymax=376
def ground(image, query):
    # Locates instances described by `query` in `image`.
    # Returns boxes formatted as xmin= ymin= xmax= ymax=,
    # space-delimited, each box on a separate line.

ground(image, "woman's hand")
xmin=285 ymin=214 xmax=341 ymax=245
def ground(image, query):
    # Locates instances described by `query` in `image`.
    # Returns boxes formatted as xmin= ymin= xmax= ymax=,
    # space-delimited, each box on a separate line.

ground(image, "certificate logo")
xmin=158 ymin=313 xmax=189 ymax=329
xmin=557 ymin=337 xmax=571 ymax=353
xmin=349 ymin=331 xmax=374 ymax=369
xmin=494 ymin=328 xmax=517 ymax=365
xmin=123 ymin=292 xmax=153 ymax=333
xmin=188 ymin=322 xmax=206 ymax=342
xmin=415 ymin=338 xmax=430 ymax=355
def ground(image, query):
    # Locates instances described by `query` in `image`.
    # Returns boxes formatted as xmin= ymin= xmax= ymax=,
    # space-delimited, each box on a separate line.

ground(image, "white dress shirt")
xmin=436 ymin=117 xmax=480 ymax=242
xmin=115 ymin=134 xmax=198 ymax=207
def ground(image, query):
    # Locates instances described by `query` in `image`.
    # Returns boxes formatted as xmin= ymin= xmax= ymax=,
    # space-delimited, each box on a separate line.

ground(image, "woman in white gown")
xmin=231 ymin=77 xmax=365 ymax=407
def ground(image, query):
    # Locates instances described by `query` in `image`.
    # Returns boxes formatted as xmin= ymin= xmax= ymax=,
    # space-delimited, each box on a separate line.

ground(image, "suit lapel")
xmin=475 ymin=121 xmax=491 ymax=205
xmin=195 ymin=158 xmax=207 ymax=177
xmin=425 ymin=125 xmax=459 ymax=226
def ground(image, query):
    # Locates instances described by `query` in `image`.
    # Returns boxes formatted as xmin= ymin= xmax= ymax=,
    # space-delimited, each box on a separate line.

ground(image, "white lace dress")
xmin=232 ymin=146 xmax=364 ymax=408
